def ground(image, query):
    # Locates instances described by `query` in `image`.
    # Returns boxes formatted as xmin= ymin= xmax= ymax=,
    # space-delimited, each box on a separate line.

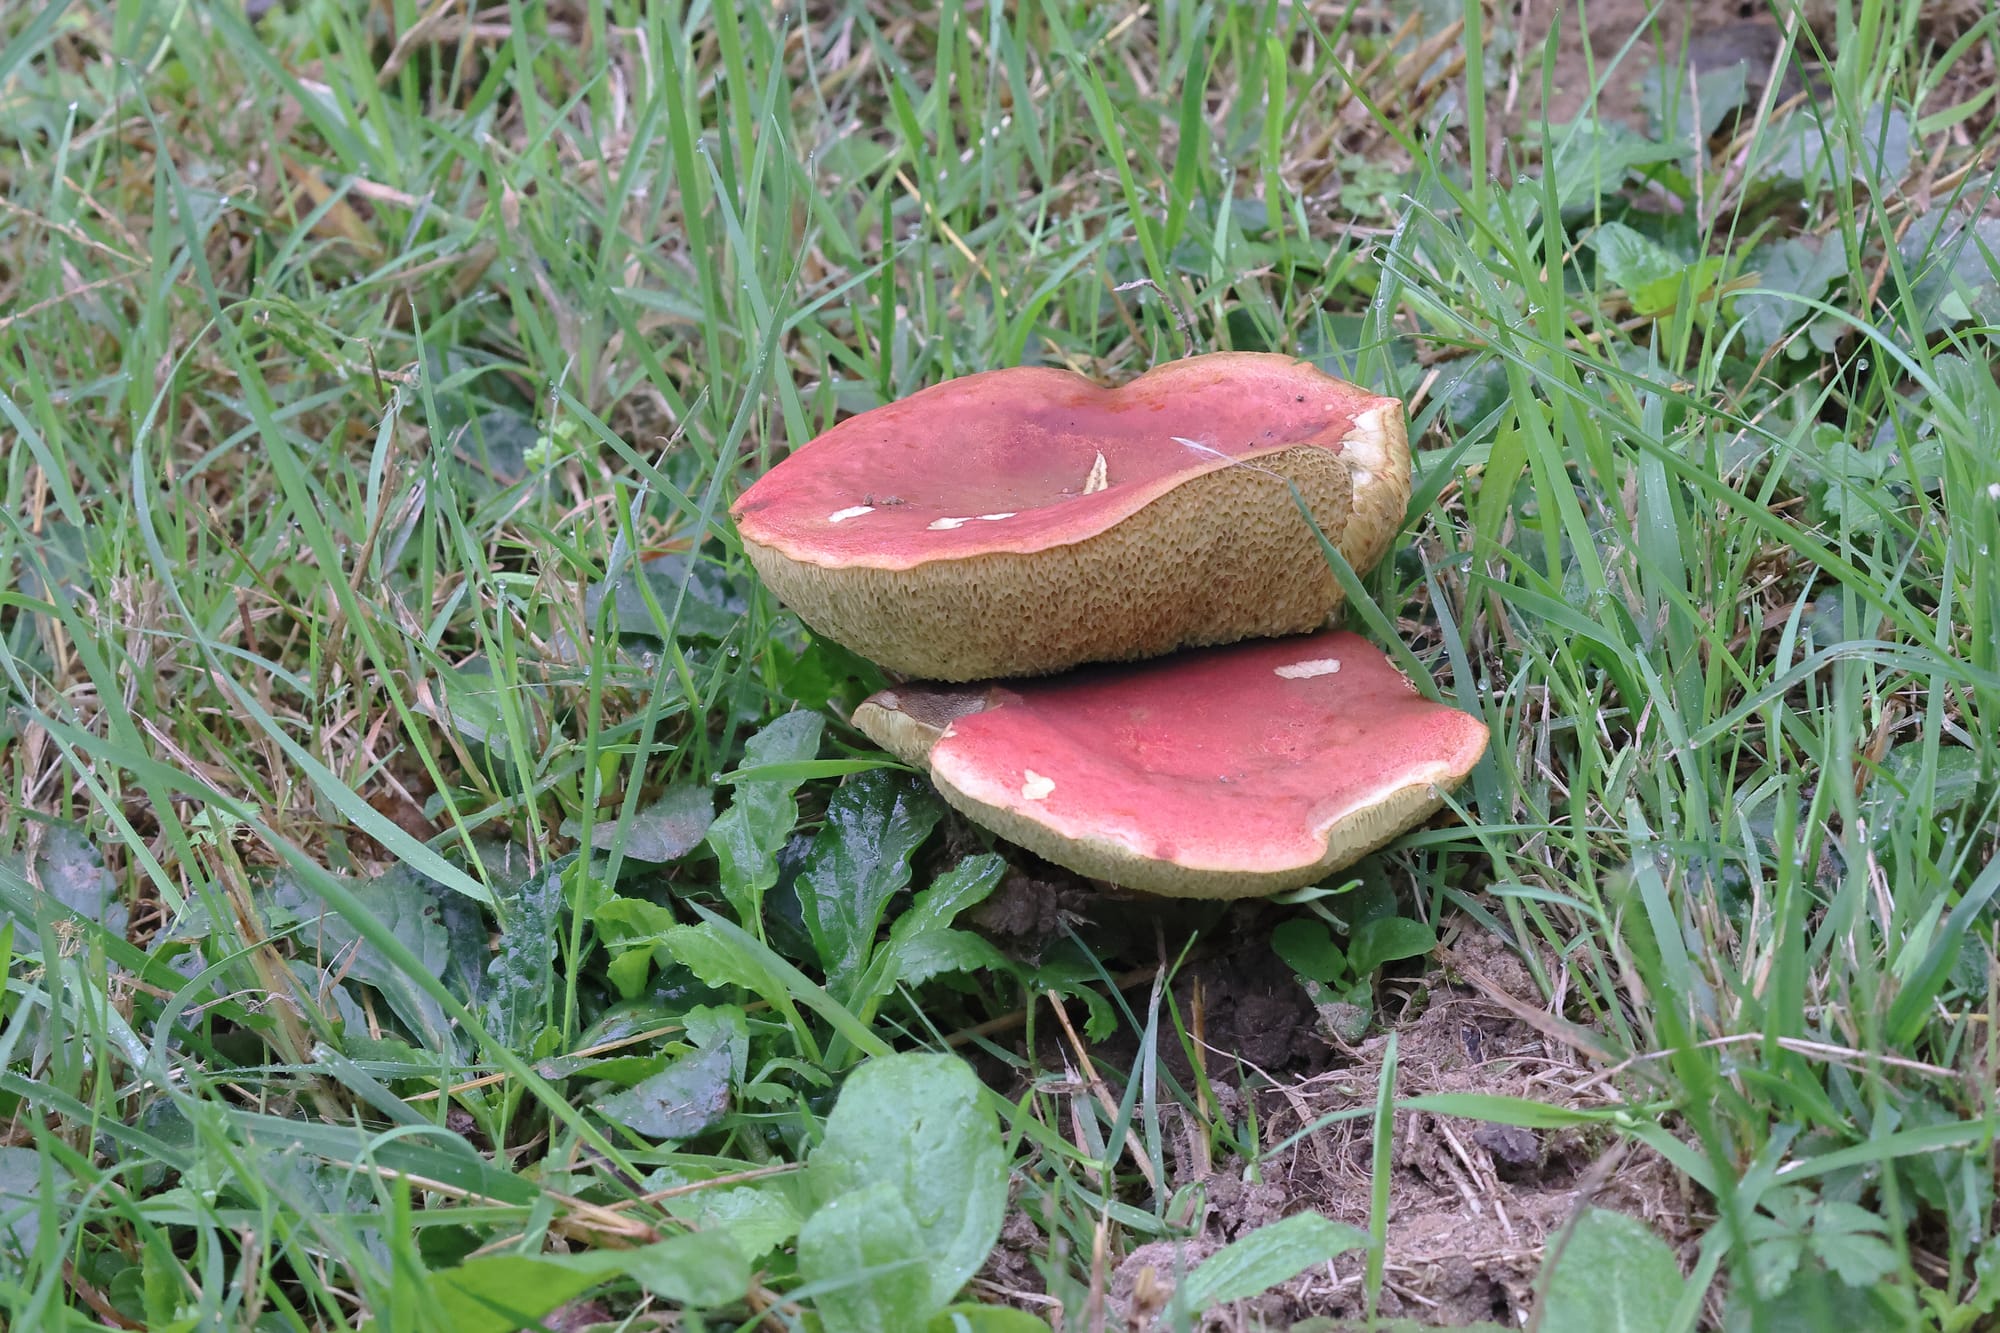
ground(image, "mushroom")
xmin=731 ymin=353 xmax=1407 ymax=681
xmin=850 ymin=630 xmax=1488 ymax=899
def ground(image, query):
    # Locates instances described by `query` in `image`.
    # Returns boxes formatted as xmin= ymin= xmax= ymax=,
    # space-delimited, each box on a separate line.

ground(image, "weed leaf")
xmin=799 ymin=1181 xmax=934 ymax=1333
xmin=707 ymin=711 xmax=823 ymax=923
xmin=1539 ymin=1208 xmax=1686 ymax=1332
xmin=797 ymin=771 xmax=943 ymax=995
xmin=1177 ymin=1211 xmax=1369 ymax=1311
xmin=573 ymin=784 xmax=716 ymax=863
xmin=1347 ymin=916 xmax=1437 ymax=978
xmin=484 ymin=867 xmax=562 ymax=1049
xmin=808 ymin=1052 xmax=1007 ymax=1310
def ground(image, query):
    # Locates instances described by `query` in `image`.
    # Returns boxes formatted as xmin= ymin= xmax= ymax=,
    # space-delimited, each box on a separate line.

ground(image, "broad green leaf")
xmin=591 ymin=1230 xmax=751 ymax=1306
xmin=1737 ymin=236 xmax=1847 ymax=350
xmin=595 ymin=1041 xmax=734 ymax=1140
xmin=267 ymin=865 xmax=455 ymax=1048
xmin=797 ymin=771 xmax=943 ymax=995
xmin=1177 ymin=1211 xmax=1369 ymax=1311
xmin=799 ymin=1181 xmax=936 ymax=1333
xmin=1811 ymin=1202 xmax=1899 ymax=1289
xmin=1590 ymin=222 xmax=1682 ymax=301
xmin=0 ymin=1146 xmax=65 ymax=1259
xmin=585 ymin=550 xmax=747 ymax=644
xmin=573 ymin=784 xmax=716 ymax=863
xmin=1539 ymin=1208 xmax=1686 ymax=1332
xmin=1271 ymin=918 xmax=1347 ymax=984
xmin=431 ymin=1255 xmax=604 ymax=1333
xmin=663 ymin=1183 xmax=802 ymax=1261
xmin=706 ymin=711 xmax=823 ymax=922
xmin=1346 ymin=916 xmax=1437 ymax=978
xmin=809 ymin=1052 xmax=1007 ymax=1310
xmin=0 ymin=821 xmax=126 ymax=948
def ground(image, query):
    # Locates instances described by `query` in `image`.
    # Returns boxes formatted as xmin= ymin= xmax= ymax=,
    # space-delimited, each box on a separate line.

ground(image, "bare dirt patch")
xmin=978 ymin=902 xmax=1696 ymax=1331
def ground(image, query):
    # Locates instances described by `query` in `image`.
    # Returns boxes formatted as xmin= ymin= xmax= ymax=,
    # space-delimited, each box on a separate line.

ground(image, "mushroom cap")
xmin=851 ymin=630 xmax=1488 ymax=899
xmin=731 ymin=353 xmax=1407 ymax=681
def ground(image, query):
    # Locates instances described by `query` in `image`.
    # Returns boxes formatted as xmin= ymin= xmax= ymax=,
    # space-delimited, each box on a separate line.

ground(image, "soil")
xmin=975 ymin=907 xmax=1699 ymax=1331
xmin=1506 ymin=0 xmax=1819 ymax=133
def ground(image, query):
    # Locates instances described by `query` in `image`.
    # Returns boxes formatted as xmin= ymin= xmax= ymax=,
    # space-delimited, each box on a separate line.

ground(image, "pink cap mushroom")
xmin=731 ymin=353 xmax=1408 ymax=681
xmin=850 ymin=630 xmax=1488 ymax=899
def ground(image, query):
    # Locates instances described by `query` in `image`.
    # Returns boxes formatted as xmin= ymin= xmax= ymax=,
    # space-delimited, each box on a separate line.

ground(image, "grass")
xmin=2 ymin=0 xmax=1999 ymax=1328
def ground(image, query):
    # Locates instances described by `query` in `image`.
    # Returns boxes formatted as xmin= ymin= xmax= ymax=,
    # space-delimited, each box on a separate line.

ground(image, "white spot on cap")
xmin=1082 ymin=451 xmax=1108 ymax=494
xmin=1990 ymin=482 xmax=2000 ymax=500
xmin=1275 ymin=658 xmax=1341 ymax=680
xmin=930 ymin=512 xmax=1018 ymax=530
xmin=1021 ymin=770 xmax=1055 ymax=801
xmin=828 ymin=505 xmax=874 ymax=523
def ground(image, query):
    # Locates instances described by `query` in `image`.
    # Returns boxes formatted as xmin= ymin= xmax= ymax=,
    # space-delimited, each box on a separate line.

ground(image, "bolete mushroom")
xmin=850 ymin=630 xmax=1488 ymax=899
xmin=731 ymin=353 xmax=1408 ymax=681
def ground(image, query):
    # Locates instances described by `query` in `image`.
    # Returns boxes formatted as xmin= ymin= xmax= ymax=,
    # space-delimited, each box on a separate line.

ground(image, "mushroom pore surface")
xmin=732 ymin=353 xmax=1402 ymax=680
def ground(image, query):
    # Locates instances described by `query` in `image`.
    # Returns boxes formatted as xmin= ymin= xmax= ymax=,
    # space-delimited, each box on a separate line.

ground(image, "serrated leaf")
xmin=707 ymin=712 xmax=823 ymax=922
xmin=800 ymin=1182 xmax=935 ymax=1333
xmin=1811 ymin=1202 xmax=1899 ymax=1289
xmin=595 ymin=1041 xmax=734 ymax=1141
xmin=1346 ymin=916 xmax=1437 ymax=977
xmin=797 ymin=771 xmax=943 ymax=995
xmin=1177 ymin=1211 xmax=1369 ymax=1311
xmin=889 ymin=928 xmax=1014 ymax=988
xmin=484 ymin=868 xmax=561 ymax=1048
xmin=809 ymin=1053 xmax=1007 ymax=1310
xmin=888 ymin=853 xmax=1008 ymax=947
xmin=1590 ymin=222 xmax=1683 ymax=299
xmin=1539 ymin=1207 xmax=1686 ymax=1332
xmin=1271 ymin=918 xmax=1346 ymax=984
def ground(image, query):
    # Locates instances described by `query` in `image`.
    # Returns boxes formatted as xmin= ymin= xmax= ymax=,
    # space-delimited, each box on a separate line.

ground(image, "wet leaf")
xmin=268 ymin=865 xmax=454 ymax=1049
xmin=1539 ymin=1207 xmax=1686 ymax=1332
xmin=797 ymin=771 xmax=943 ymax=995
xmin=663 ymin=1183 xmax=802 ymax=1261
xmin=484 ymin=867 xmax=561 ymax=1049
xmin=808 ymin=1052 xmax=1006 ymax=1310
xmin=1176 ymin=1211 xmax=1369 ymax=1311
xmin=887 ymin=928 xmax=1012 ymax=989
xmin=0 ymin=1146 xmax=66 ymax=1260
xmin=571 ymin=784 xmax=716 ymax=864
xmin=799 ymin=1182 xmax=933 ymax=1333
xmin=585 ymin=550 xmax=746 ymax=644
xmin=1737 ymin=236 xmax=1847 ymax=351
xmin=0 ymin=822 xmax=125 ymax=948
xmin=707 ymin=712 xmax=824 ymax=923
xmin=596 ymin=1041 xmax=734 ymax=1141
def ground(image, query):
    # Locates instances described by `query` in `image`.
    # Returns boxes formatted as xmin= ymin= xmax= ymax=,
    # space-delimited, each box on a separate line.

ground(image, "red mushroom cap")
xmin=730 ymin=353 xmax=1406 ymax=680
xmin=851 ymin=630 xmax=1489 ymax=898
